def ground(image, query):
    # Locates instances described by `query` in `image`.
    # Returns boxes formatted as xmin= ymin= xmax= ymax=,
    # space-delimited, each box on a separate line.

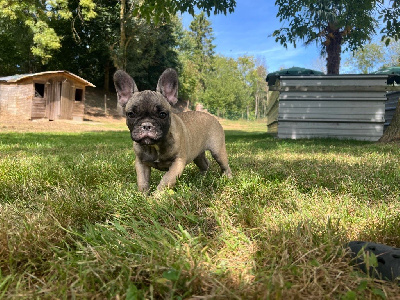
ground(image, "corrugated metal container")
xmin=266 ymin=89 xmax=279 ymax=132
xmin=385 ymin=91 xmax=400 ymax=130
xmin=272 ymin=75 xmax=389 ymax=141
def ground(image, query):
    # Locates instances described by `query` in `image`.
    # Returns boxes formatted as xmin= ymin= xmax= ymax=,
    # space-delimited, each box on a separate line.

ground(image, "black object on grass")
xmin=347 ymin=241 xmax=400 ymax=281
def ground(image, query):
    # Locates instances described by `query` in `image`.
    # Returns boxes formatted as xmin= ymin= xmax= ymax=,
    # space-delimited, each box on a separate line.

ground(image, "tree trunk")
xmin=262 ymin=92 xmax=266 ymax=118
xmin=325 ymin=23 xmax=343 ymax=75
xmin=119 ymin=0 xmax=127 ymax=70
xmin=104 ymin=61 xmax=110 ymax=93
xmin=379 ymin=99 xmax=400 ymax=142
xmin=255 ymin=92 xmax=259 ymax=119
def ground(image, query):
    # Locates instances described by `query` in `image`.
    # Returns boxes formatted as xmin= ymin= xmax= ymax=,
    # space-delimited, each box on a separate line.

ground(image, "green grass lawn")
xmin=0 ymin=121 xmax=399 ymax=299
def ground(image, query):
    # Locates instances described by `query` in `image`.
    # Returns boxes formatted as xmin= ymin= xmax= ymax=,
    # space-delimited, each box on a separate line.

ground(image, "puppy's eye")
xmin=159 ymin=111 xmax=168 ymax=119
xmin=126 ymin=111 xmax=135 ymax=118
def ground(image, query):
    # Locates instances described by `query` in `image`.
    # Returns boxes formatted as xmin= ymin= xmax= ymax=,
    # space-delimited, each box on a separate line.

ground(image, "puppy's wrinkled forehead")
xmin=126 ymin=90 xmax=170 ymax=112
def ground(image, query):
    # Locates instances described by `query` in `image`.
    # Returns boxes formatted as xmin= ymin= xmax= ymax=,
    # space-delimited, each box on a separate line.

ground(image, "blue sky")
xmin=180 ymin=0 xmax=382 ymax=74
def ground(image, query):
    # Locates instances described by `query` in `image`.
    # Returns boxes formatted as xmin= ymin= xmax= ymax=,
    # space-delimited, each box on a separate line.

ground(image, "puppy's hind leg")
xmin=193 ymin=152 xmax=210 ymax=175
xmin=210 ymin=143 xmax=232 ymax=178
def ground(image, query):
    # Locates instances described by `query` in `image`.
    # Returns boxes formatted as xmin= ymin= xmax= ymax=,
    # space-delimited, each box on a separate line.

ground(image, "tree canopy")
xmin=0 ymin=0 xmax=236 ymax=64
xmin=177 ymin=13 xmax=268 ymax=119
xmin=344 ymin=40 xmax=400 ymax=74
xmin=0 ymin=0 xmax=97 ymax=63
xmin=273 ymin=0 xmax=400 ymax=74
xmin=134 ymin=0 xmax=236 ymax=22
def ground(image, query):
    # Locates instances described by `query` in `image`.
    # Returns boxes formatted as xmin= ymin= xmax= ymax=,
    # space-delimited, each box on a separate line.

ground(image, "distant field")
xmin=0 ymin=119 xmax=399 ymax=299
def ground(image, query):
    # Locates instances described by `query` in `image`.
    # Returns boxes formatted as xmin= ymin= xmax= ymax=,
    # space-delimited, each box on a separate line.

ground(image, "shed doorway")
xmin=48 ymin=81 xmax=62 ymax=121
xmin=60 ymin=81 xmax=73 ymax=119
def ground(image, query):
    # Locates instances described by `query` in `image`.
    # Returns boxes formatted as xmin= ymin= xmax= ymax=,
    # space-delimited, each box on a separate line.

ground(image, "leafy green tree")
xmin=273 ymin=0 xmax=400 ymax=74
xmin=108 ymin=0 xmax=235 ymax=73
xmin=202 ymin=55 xmax=244 ymax=118
xmin=0 ymin=0 xmax=96 ymax=63
xmin=384 ymin=41 xmax=400 ymax=67
xmin=177 ymin=12 xmax=216 ymax=104
xmin=344 ymin=40 xmax=400 ymax=74
xmin=344 ymin=43 xmax=385 ymax=74
xmin=0 ymin=19 xmax=34 ymax=75
xmin=189 ymin=12 xmax=216 ymax=95
xmin=253 ymin=61 xmax=268 ymax=118
xmin=133 ymin=0 xmax=236 ymax=22
xmin=45 ymin=2 xmax=113 ymax=88
xmin=74 ymin=0 xmax=178 ymax=89
xmin=0 ymin=0 xmax=180 ymax=89
xmin=236 ymin=56 xmax=268 ymax=120
xmin=200 ymin=55 xmax=266 ymax=120
xmin=237 ymin=56 xmax=256 ymax=119
xmin=380 ymin=1 xmax=400 ymax=45
xmin=0 ymin=0 xmax=235 ymax=69
xmin=177 ymin=53 xmax=202 ymax=104
xmin=124 ymin=18 xmax=180 ymax=90
xmin=189 ymin=12 xmax=216 ymax=73
xmin=174 ymin=19 xmax=199 ymax=102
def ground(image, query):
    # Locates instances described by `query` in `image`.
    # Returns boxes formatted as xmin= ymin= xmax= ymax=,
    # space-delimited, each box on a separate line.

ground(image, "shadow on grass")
xmin=1 ymin=129 xmax=392 ymax=157
xmin=2 ymin=131 xmax=398 ymax=199
xmin=0 ymin=131 xmax=132 ymax=156
xmin=225 ymin=130 xmax=400 ymax=159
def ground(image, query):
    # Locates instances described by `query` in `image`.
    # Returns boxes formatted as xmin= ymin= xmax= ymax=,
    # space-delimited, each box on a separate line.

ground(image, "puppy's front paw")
xmin=138 ymin=185 xmax=151 ymax=194
xmin=223 ymin=169 xmax=233 ymax=179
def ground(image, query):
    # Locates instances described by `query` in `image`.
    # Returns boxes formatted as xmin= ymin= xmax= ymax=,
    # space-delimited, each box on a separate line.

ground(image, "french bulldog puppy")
xmin=113 ymin=68 xmax=232 ymax=192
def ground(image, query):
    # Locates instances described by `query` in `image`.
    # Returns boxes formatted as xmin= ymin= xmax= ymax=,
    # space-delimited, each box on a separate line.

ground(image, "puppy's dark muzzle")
xmin=131 ymin=122 xmax=161 ymax=145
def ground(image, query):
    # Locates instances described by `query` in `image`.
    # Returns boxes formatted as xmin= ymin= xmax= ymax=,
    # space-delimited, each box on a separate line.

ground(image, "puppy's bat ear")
xmin=156 ymin=68 xmax=178 ymax=105
xmin=113 ymin=70 xmax=138 ymax=108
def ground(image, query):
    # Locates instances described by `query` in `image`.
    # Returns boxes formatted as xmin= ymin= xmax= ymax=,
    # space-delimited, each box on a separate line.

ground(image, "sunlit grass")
xmin=0 ymin=122 xmax=399 ymax=298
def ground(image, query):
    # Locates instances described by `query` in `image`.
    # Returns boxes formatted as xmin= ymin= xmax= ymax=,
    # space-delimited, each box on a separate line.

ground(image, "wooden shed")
xmin=266 ymin=74 xmax=400 ymax=141
xmin=0 ymin=71 xmax=95 ymax=121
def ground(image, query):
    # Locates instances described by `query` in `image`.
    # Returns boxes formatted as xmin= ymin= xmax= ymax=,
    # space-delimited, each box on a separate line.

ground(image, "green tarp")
xmin=266 ymin=67 xmax=325 ymax=86
xmin=266 ymin=66 xmax=400 ymax=85
xmin=372 ymin=67 xmax=400 ymax=85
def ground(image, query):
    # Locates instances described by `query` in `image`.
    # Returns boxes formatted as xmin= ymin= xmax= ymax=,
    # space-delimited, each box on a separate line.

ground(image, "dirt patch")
xmin=0 ymin=115 xmax=127 ymax=133
xmin=85 ymin=87 xmax=120 ymax=116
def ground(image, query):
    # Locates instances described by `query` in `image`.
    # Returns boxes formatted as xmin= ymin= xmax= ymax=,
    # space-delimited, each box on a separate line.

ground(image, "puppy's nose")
xmin=141 ymin=122 xmax=153 ymax=131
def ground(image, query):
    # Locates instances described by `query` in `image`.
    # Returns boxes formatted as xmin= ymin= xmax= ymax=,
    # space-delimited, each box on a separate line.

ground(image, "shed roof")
xmin=0 ymin=70 xmax=95 ymax=87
